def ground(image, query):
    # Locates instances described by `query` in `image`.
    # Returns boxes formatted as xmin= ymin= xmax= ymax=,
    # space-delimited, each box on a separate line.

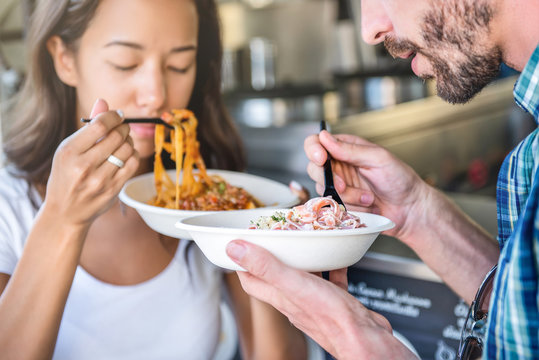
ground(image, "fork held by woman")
xmin=80 ymin=117 xmax=174 ymax=129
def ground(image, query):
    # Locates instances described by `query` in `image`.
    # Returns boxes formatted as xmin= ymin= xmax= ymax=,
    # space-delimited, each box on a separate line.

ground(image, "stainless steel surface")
xmin=240 ymin=77 xmax=530 ymax=195
xmin=224 ymin=37 xmax=278 ymax=92
xmin=218 ymin=0 xmax=392 ymax=86
xmin=222 ymin=48 xmax=240 ymax=92
xmin=220 ymin=0 xmax=335 ymax=85
xmin=332 ymin=77 xmax=532 ymax=192
xmin=239 ymin=121 xmax=319 ymax=174
xmin=230 ymin=94 xmax=324 ymax=127
xmin=219 ymin=0 xmax=425 ymax=123
xmin=336 ymin=75 xmax=428 ymax=116
xmin=334 ymin=77 xmax=517 ymax=142
xmin=246 ymin=37 xmax=276 ymax=90
xmin=332 ymin=0 xmax=359 ymax=73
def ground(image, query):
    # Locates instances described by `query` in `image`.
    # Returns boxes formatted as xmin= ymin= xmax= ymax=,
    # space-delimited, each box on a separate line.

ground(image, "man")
xmin=226 ymin=0 xmax=539 ymax=359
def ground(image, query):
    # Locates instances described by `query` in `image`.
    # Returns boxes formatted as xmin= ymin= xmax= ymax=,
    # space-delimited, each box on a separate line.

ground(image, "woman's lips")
xmin=129 ymin=123 xmax=155 ymax=138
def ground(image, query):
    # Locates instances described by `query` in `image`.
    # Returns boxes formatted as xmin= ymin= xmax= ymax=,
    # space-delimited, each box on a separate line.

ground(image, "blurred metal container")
xmin=364 ymin=76 xmax=427 ymax=110
xmin=332 ymin=0 xmax=360 ymax=73
xmin=221 ymin=48 xmax=240 ymax=92
xmin=227 ymin=94 xmax=324 ymax=128
xmin=244 ymin=37 xmax=276 ymax=90
xmin=336 ymin=75 xmax=427 ymax=116
xmin=222 ymin=37 xmax=277 ymax=92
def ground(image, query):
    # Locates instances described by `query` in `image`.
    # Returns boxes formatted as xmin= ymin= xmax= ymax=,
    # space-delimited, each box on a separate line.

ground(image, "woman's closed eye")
xmin=168 ymin=63 xmax=193 ymax=74
xmin=107 ymin=62 xmax=192 ymax=74
xmin=107 ymin=61 xmax=138 ymax=72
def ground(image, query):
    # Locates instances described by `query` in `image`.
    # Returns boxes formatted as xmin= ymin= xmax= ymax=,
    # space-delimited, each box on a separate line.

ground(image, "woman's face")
xmin=71 ymin=0 xmax=199 ymax=158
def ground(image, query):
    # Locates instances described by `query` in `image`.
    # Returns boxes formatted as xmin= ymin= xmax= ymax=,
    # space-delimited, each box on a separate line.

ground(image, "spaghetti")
xmin=149 ymin=109 xmax=261 ymax=210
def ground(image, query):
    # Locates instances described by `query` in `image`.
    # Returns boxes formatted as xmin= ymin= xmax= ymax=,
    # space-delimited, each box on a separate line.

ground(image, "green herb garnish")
xmin=218 ymin=182 xmax=226 ymax=195
xmin=271 ymin=212 xmax=286 ymax=222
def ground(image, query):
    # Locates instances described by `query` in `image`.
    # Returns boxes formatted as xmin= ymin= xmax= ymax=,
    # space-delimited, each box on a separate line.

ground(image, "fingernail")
xmin=226 ymin=241 xmax=246 ymax=262
xmin=90 ymin=98 xmax=101 ymax=117
xmin=116 ymin=109 xmax=124 ymax=119
xmin=313 ymin=150 xmax=324 ymax=163
xmin=360 ymin=193 xmax=374 ymax=205
xmin=289 ymin=180 xmax=302 ymax=191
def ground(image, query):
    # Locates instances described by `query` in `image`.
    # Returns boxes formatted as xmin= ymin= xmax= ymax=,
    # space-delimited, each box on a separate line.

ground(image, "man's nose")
xmin=360 ymin=0 xmax=393 ymax=45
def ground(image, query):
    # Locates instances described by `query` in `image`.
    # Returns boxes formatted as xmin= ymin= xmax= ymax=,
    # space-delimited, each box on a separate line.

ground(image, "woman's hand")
xmin=43 ymin=99 xmax=139 ymax=228
xmin=304 ymin=131 xmax=430 ymax=240
xmin=289 ymin=180 xmax=310 ymax=204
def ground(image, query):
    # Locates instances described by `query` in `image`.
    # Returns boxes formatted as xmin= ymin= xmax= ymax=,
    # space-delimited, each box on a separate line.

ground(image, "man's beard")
xmin=429 ymin=49 xmax=501 ymax=104
xmin=384 ymin=0 xmax=502 ymax=104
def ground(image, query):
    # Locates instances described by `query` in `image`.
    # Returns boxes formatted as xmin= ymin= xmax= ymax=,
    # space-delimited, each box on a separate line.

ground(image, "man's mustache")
xmin=383 ymin=35 xmax=421 ymax=59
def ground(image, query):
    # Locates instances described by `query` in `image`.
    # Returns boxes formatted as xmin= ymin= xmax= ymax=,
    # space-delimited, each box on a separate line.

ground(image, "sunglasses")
xmin=457 ymin=264 xmax=498 ymax=360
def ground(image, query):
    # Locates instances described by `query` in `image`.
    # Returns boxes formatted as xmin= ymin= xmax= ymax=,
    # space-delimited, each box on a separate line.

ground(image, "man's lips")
xmin=411 ymin=55 xmax=419 ymax=75
xmin=397 ymin=51 xmax=415 ymax=59
xmin=391 ymin=50 xmax=420 ymax=75
xmin=394 ymin=51 xmax=419 ymax=75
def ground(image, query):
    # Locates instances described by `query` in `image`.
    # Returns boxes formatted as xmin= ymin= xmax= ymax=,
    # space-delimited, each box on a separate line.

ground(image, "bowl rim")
xmin=118 ymin=169 xmax=300 ymax=214
xmin=175 ymin=209 xmax=395 ymax=238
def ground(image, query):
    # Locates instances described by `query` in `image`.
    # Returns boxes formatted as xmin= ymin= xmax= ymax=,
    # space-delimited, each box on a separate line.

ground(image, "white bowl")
xmin=119 ymin=169 xmax=299 ymax=239
xmin=175 ymin=208 xmax=395 ymax=272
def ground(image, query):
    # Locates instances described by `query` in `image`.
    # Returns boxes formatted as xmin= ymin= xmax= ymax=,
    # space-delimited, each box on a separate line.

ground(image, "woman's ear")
xmin=46 ymin=35 xmax=78 ymax=86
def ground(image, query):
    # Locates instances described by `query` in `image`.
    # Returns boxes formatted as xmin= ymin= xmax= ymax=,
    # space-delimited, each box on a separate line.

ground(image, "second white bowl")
xmin=175 ymin=208 xmax=395 ymax=272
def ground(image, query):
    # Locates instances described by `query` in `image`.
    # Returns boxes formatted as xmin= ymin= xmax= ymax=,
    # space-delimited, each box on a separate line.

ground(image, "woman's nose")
xmin=137 ymin=65 xmax=167 ymax=112
xmin=360 ymin=0 xmax=393 ymax=45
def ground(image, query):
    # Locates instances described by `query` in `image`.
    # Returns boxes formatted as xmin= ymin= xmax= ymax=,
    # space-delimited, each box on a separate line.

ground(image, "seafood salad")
xmin=249 ymin=196 xmax=366 ymax=230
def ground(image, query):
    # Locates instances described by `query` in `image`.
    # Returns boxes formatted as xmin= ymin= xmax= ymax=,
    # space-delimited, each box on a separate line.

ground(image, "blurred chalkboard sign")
xmin=345 ymin=252 xmax=469 ymax=360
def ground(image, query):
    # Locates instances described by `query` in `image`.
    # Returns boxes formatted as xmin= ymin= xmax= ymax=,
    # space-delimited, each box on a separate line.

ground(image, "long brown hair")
xmin=3 ymin=0 xmax=245 ymax=187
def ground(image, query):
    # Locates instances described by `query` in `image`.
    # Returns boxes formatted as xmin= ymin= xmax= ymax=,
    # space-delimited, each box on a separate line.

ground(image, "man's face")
xmin=379 ymin=0 xmax=502 ymax=104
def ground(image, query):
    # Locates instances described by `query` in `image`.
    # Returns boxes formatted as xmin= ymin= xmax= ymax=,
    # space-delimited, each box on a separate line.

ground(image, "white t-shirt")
xmin=0 ymin=167 xmax=229 ymax=359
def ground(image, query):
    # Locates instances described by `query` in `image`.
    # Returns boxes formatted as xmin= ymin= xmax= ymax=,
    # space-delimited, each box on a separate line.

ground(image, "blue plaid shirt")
xmin=485 ymin=44 xmax=539 ymax=359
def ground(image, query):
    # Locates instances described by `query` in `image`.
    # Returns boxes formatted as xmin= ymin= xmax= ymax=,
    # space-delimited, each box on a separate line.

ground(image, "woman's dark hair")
xmin=3 ymin=0 xmax=245 ymax=188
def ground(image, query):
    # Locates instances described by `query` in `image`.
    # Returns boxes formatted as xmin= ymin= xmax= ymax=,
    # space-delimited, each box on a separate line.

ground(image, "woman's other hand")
xmin=289 ymin=180 xmax=310 ymax=204
xmin=43 ymin=99 xmax=139 ymax=228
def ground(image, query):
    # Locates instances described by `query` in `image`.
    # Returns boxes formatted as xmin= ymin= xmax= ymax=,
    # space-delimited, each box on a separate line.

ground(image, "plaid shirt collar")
xmin=513 ymin=44 xmax=539 ymax=122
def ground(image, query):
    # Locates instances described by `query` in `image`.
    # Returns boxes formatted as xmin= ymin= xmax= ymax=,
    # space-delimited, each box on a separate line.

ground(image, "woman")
xmin=0 ymin=0 xmax=306 ymax=359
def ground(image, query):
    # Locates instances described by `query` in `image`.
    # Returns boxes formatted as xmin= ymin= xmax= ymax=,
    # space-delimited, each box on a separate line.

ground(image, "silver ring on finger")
xmin=107 ymin=154 xmax=125 ymax=168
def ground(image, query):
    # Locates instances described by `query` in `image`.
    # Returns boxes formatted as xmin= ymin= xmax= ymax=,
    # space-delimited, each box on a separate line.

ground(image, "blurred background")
xmin=0 ymin=1 xmax=536 ymax=359
xmin=0 ymin=0 xmax=535 ymax=197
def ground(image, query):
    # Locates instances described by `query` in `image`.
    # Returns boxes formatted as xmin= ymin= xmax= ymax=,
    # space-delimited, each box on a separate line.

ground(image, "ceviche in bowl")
xmin=119 ymin=169 xmax=299 ymax=239
xmin=249 ymin=197 xmax=366 ymax=230
xmin=175 ymin=196 xmax=395 ymax=272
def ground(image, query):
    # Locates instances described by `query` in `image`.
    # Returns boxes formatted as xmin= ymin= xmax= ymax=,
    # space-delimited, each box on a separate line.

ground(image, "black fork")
xmin=320 ymin=121 xmax=346 ymax=210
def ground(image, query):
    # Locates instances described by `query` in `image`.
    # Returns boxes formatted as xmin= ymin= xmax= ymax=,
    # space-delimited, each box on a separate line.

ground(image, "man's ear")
xmin=46 ymin=35 xmax=78 ymax=87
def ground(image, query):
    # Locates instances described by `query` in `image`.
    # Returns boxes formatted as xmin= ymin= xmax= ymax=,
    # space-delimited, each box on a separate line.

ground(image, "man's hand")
xmin=304 ymin=130 xmax=430 ymax=241
xmin=226 ymin=240 xmax=418 ymax=360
